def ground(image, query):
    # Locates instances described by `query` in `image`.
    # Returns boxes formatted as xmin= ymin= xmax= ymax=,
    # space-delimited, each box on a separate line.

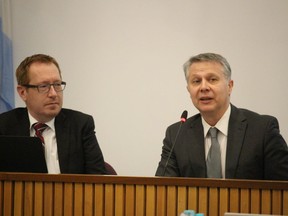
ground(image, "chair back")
xmin=105 ymin=162 xmax=117 ymax=175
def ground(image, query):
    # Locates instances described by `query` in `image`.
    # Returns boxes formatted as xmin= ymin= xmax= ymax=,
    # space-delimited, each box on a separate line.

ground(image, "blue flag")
xmin=0 ymin=0 xmax=15 ymax=113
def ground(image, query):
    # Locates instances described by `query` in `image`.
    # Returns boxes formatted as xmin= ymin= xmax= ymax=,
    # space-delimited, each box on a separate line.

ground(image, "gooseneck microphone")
xmin=162 ymin=110 xmax=188 ymax=176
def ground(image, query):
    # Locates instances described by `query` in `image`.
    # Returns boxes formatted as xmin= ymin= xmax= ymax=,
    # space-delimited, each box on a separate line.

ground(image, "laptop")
xmin=224 ymin=213 xmax=282 ymax=216
xmin=0 ymin=136 xmax=48 ymax=173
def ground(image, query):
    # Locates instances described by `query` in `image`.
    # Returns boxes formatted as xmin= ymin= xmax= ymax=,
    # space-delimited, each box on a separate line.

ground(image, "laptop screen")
xmin=0 ymin=136 xmax=48 ymax=173
xmin=224 ymin=213 xmax=281 ymax=216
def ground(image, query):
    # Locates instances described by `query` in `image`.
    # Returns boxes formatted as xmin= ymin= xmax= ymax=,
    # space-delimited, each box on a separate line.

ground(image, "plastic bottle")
xmin=180 ymin=210 xmax=195 ymax=216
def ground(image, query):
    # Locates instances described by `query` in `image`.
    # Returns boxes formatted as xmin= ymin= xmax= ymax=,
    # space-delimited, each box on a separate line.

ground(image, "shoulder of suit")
xmin=236 ymin=107 xmax=277 ymax=123
xmin=0 ymin=107 xmax=26 ymax=117
xmin=187 ymin=113 xmax=201 ymax=121
xmin=59 ymin=108 xmax=92 ymax=118
xmin=168 ymin=113 xmax=201 ymax=129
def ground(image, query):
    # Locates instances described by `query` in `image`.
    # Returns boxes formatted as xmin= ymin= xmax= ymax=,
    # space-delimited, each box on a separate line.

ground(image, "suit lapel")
xmin=55 ymin=111 xmax=70 ymax=172
xmin=185 ymin=116 xmax=206 ymax=177
xmin=15 ymin=108 xmax=30 ymax=136
xmin=225 ymin=105 xmax=247 ymax=178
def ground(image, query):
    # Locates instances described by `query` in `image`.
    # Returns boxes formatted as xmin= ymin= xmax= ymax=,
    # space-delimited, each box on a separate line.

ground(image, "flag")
xmin=0 ymin=0 xmax=14 ymax=113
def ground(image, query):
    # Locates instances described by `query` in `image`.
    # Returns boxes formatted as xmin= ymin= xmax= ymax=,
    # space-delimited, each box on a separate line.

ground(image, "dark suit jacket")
xmin=0 ymin=108 xmax=106 ymax=174
xmin=156 ymin=104 xmax=288 ymax=180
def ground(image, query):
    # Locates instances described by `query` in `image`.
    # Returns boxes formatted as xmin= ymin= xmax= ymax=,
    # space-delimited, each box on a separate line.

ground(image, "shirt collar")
xmin=28 ymin=112 xmax=55 ymax=131
xmin=201 ymin=104 xmax=231 ymax=137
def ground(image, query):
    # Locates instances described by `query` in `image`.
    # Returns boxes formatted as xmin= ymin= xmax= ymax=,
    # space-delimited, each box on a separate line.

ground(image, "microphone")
xmin=162 ymin=110 xmax=188 ymax=176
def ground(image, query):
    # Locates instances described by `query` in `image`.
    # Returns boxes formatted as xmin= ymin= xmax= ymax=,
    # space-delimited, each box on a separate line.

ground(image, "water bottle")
xmin=180 ymin=210 xmax=195 ymax=216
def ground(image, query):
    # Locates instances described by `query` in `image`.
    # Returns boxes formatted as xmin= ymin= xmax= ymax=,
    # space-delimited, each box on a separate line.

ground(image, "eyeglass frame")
xmin=22 ymin=81 xmax=66 ymax=93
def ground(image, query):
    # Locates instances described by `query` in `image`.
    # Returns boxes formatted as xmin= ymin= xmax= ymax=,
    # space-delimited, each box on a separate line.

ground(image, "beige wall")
xmin=11 ymin=0 xmax=288 ymax=176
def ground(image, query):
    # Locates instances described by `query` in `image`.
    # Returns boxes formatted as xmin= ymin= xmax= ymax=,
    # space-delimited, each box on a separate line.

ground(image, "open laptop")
xmin=224 ymin=213 xmax=283 ymax=216
xmin=0 ymin=136 xmax=48 ymax=173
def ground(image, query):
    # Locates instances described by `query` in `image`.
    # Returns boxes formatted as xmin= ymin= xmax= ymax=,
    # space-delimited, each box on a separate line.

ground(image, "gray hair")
xmin=183 ymin=53 xmax=232 ymax=82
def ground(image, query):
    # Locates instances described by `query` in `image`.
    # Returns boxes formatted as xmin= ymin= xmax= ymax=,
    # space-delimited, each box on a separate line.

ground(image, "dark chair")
xmin=104 ymin=162 xmax=117 ymax=175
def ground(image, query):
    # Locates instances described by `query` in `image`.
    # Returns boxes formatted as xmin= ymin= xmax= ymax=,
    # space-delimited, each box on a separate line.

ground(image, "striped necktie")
xmin=33 ymin=122 xmax=48 ymax=145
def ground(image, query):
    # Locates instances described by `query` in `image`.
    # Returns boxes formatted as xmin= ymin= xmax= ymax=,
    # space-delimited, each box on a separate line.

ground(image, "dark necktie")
xmin=206 ymin=127 xmax=222 ymax=178
xmin=33 ymin=123 xmax=48 ymax=145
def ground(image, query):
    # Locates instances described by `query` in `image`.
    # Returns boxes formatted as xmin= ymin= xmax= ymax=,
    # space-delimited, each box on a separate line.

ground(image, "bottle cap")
xmin=183 ymin=210 xmax=195 ymax=215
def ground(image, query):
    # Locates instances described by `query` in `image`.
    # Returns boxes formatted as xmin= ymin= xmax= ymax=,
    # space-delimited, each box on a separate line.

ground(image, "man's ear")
xmin=17 ymin=85 xmax=27 ymax=101
xmin=228 ymin=80 xmax=234 ymax=95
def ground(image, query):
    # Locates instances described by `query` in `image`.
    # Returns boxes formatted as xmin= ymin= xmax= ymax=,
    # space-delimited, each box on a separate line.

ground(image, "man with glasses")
xmin=0 ymin=54 xmax=106 ymax=174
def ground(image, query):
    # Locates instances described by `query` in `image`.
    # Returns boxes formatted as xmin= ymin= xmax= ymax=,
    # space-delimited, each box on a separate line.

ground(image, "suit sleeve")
xmin=155 ymin=124 xmax=181 ymax=177
xmin=263 ymin=116 xmax=288 ymax=180
xmin=82 ymin=115 xmax=106 ymax=174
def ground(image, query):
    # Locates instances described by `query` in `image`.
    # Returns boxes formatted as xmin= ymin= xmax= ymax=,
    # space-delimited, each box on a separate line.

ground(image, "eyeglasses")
xmin=22 ymin=81 xmax=66 ymax=93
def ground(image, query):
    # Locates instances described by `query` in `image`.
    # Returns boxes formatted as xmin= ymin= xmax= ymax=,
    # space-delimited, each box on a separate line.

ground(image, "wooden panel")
xmin=0 ymin=181 xmax=3 ymax=216
xmin=187 ymin=187 xmax=197 ymax=211
xmin=63 ymin=183 xmax=73 ymax=216
xmin=271 ymin=190 xmax=282 ymax=215
xmin=115 ymin=184 xmax=125 ymax=216
xmin=240 ymin=189 xmax=250 ymax=213
xmin=146 ymin=185 xmax=156 ymax=216
xmin=156 ymin=186 xmax=166 ymax=216
xmin=74 ymin=183 xmax=84 ymax=216
xmin=0 ymin=182 xmax=2 ymax=216
xmin=177 ymin=186 xmax=187 ymax=215
xmin=261 ymin=189 xmax=271 ymax=214
xmin=94 ymin=184 xmax=104 ymax=216
xmin=283 ymin=190 xmax=288 ymax=215
xmin=135 ymin=185 xmax=145 ymax=216
xmin=24 ymin=181 xmax=34 ymax=216
xmin=209 ymin=187 xmax=219 ymax=216
xmin=84 ymin=183 xmax=94 ymax=216
xmin=54 ymin=182 xmax=64 ymax=216
xmin=44 ymin=182 xmax=54 ymax=216
xmin=3 ymin=181 xmax=13 ymax=216
xmin=125 ymin=185 xmax=135 ymax=216
xmin=34 ymin=182 xmax=43 ymax=216
xmin=1 ymin=173 xmax=288 ymax=216
xmin=198 ymin=187 xmax=208 ymax=216
xmin=14 ymin=181 xmax=24 ymax=216
xmin=104 ymin=184 xmax=114 ymax=216
xmin=229 ymin=188 xmax=239 ymax=212
xmin=250 ymin=189 xmax=260 ymax=213
xmin=167 ymin=186 xmax=177 ymax=216
xmin=219 ymin=188 xmax=229 ymax=216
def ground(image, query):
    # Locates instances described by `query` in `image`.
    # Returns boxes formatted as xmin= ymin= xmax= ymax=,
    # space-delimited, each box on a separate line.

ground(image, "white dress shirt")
xmin=29 ymin=113 xmax=61 ymax=174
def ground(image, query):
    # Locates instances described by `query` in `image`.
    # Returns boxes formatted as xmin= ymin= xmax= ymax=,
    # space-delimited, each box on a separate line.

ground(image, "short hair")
xmin=183 ymin=53 xmax=232 ymax=82
xmin=16 ymin=54 xmax=62 ymax=85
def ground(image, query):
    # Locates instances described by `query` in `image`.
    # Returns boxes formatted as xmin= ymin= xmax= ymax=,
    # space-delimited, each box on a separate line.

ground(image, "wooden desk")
xmin=1 ymin=173 xmax=287 ymax=216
